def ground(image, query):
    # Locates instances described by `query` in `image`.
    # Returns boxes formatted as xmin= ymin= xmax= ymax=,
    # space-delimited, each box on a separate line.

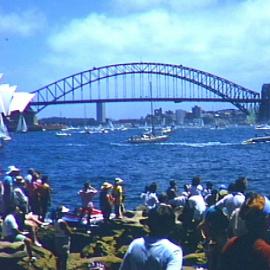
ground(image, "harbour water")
xmin=1 ymin=126 xmax=270 ymax=211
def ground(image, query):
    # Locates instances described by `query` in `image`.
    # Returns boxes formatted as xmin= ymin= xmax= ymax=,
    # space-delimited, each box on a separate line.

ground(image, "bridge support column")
xmin=258 ymin=84 xmax=270 ymax=122
xmin=96 ymin=102 xmax=106 ymax=123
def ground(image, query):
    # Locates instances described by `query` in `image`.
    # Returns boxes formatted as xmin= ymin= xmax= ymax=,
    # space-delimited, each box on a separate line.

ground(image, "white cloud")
xmin=0 ymin=9 xmax=46 ymax=36
xmin=110 ymin=0 xmax=219 ymax=14
xmin=44 ymin=0 xmax=270 ymax=93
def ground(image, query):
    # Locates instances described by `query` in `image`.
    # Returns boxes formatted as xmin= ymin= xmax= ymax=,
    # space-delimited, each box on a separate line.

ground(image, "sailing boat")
xmin=128 ymin=82 xmax=169 ymax=144
xmin=0 ymin=113 xmax=11 ymax=141
xmin=16 ymin=114 xmax=28 ymax=133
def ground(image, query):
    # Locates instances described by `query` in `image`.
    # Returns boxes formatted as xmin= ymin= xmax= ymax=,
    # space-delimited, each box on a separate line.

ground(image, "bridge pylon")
xmin=96 ymin=102 xmax=106 ymax=123
xmin=258 ymin=84 xmax=270 ymax=123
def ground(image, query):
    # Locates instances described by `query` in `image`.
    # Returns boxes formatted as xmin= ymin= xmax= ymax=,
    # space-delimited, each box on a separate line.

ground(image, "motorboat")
xmin=255 ymin=124 xmax=270 ymax=130
xmin=55 ymin=131 xmax=72 ymax=137
xmin=242 ymin=135 xmax=270 ymax=144
xmin=160 ymin=126 xmax=174 ymax=134
xmin=128 ymin=133 xmax=168 ymax=144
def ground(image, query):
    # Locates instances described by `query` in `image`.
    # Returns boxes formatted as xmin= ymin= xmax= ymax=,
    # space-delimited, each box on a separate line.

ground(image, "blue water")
xmin=1 ymin=127 xmax=270 ymax=210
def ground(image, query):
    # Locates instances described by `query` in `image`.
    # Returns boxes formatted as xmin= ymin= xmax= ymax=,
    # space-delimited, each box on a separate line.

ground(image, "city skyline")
xmin=1 ymin=0 xmax=269 ymax=119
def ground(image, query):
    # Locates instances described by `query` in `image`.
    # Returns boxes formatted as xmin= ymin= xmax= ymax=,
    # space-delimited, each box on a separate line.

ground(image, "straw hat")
xmin=6 ymin=165 xmax=20 ymax=175
xmin=101 ymin=182 xmax=113 ymax=189
xmin=115 ymin=177 xmax=124 ymax=184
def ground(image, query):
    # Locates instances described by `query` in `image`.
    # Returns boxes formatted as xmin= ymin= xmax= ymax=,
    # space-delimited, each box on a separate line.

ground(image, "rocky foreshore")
xmin=0 ymin=210 xmax=206 ymax=270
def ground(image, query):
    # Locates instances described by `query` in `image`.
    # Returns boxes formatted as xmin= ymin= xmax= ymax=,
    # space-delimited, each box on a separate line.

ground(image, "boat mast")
xmin=150 ymin=82 xmax=154 ymax=135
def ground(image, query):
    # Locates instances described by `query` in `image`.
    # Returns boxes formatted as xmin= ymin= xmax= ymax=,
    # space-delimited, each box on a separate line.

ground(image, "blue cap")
xmin=219 ymin=184 xmax=227 ymax=190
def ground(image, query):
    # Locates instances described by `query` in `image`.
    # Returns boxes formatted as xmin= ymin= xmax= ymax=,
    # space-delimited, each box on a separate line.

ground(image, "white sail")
xmin=16 ymin=114 xmax=28 ymax=133
xmin=0 ymin=113 xmax=11 ymax=141
xmin=0 ymin=84 xmax=16 ymax=116
xmin=108 ymin=119 xmax=115 ymax=131
xmin=8 ymin=92 xmax=35 ymax=114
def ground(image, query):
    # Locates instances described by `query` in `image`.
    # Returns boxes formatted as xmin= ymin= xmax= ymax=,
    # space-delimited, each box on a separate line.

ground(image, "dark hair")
xmin=149 ymin=182 xmax=157 ymax=193
xmin=227 ymin=182 xmax=235 ymax=192
xmin=41 ymin=175 xmax=49 ymax=183
xmin=84 ymin=182 xmax=90 ymax=189
xmin=158 ymin=192 xmax=168 ymax=203
xmin=206 ymin=181 xmax=213 ymax=189
xmin=146 ymin=205 xmax=175 ymax=235
xmin=192 ymin=176 xmax=201 ymax=186
xmin=169 ymin=180 xmax=176 ymax=187
xmin=234 ymin=177 xmax=248 ymax=193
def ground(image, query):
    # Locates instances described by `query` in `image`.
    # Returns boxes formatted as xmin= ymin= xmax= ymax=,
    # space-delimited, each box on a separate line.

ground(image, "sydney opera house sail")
xmin=8 ymin=92 xmax=35 ymax=114
xmin=0 ymin=84 xmax=16 ymax=116
xmin=0 ymin=78 xmax=35 ymax=139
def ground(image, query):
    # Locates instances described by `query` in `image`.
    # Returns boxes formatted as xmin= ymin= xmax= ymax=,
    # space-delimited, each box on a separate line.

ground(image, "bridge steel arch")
xmin=30 ymin=62 xmax=261 ymax=115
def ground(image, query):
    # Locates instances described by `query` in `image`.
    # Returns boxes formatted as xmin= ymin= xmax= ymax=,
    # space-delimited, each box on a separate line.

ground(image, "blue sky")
xmin=0 ymin=0 xmax=269 ymax=119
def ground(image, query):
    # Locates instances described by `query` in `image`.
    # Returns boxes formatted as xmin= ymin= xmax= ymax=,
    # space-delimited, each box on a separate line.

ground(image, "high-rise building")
xmin=96 ymin=102 xmax=106 ymax=123
xmin=175 ymin=109 xmax=186 ymax=125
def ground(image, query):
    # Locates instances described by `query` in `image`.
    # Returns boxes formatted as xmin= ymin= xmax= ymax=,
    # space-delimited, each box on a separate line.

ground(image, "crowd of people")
xmin=0 ymin=164 xmax=126 ymax=269
xmin=1 ymin=164 xmax=270 ymax=270
xmin=0 ymin=165 xmax=52 ymax=262
xmin=125 ymin=175 xmax=270 ymax=270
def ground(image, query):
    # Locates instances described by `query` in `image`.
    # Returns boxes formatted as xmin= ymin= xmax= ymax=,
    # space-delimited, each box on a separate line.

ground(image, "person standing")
xmin=112 ymin=178 xmax=124 ymax=219
xmin=99 ymin=182 xmax=114 ymax=223
xmin=120 ymin=204 xmax=183 ymax=270
xmin=54 ymin=206 xmax=72 ymax=270
xmin=144 ymin=182 xmax=159 ymax=210
xmin=38 ymin=175 xmax=52 ymax=221
xmin=166 ymin=180 xmax=178 ymax=201
xmin=3 ymin=165 xmax=21 ymax=212
xmin=78 ymin=182 xmax=97 ymax=224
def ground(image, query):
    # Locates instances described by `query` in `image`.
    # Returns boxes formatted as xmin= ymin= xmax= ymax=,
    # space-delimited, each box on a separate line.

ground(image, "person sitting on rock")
xmin=2 ymin=204 xmax=37 ymax=262
xmin=120 ymin=204 xmax=183 ymax=270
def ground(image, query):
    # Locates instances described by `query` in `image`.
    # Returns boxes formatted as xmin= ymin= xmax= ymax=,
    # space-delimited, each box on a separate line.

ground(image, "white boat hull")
xmin=243 ymin=135 xmax=270 ymax=144
xmin=128 ymin=134 xmax=168 ymax=144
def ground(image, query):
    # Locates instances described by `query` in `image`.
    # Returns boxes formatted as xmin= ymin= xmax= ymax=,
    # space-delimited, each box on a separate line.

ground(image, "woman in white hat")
xmin=99 ymin=182 xmax=114 ymax=223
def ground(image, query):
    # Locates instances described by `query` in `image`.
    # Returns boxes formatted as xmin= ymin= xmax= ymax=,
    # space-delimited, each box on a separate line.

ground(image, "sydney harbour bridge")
xmin=29 ymin=62 xmax=270 ymax=122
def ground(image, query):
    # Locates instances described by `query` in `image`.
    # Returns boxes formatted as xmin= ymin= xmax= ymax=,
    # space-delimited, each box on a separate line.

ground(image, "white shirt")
xmin=188 ymin=195 xmax=207 ymax=221
xmin=14 ymin=187 xmax=29 ymax=212
xmin=215 ymin=192 xmax=245 ymax=217
xmin=189 ymin=184 xmax=203 ymax=196
xmin=229 ymin=207 xmax=247 ymax=236
xmin=170 ymin=194 xmax=187 ymax=207
xmin=2 ymin=214 xmax=18 ymax=238
xmin=144 ymin=192 xmax=159 ymax=209
xmin=120 ymin=237 xmax=183 ymax=270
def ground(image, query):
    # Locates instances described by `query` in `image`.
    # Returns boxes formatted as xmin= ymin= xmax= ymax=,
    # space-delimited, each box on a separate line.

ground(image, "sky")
xmin=0 ymin=0 xmax=270 ymax=120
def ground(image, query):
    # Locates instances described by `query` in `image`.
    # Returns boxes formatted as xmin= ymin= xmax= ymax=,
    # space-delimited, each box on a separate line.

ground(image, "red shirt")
xmin=221 ymin=235 xmax=270 ymax=270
